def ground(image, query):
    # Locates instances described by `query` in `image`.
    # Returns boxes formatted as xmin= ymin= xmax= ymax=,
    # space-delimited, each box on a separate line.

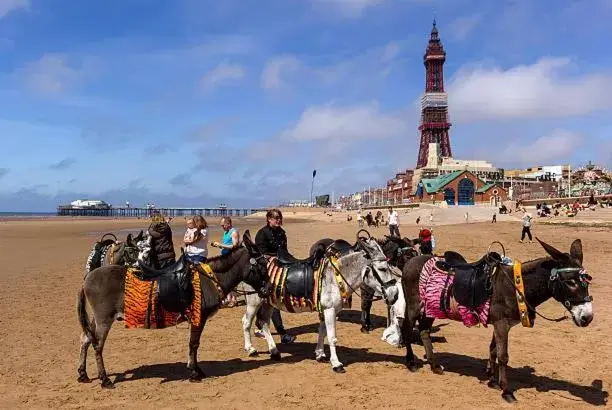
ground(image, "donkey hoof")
xmin=270 ymin=352 xmax=281 ymax=361
xmin=333 ymin=365 xmax=346 ymax=373
xmin=247 ymin=349 xmax=258 ymax=357
xmin=316 ymin=355 xmax=328 ymax=363
xmin=432 ymin=365 xmax=444 ymax=375
xmin=77 ymin=373 xmax=91 ymax=383
xmin=101 ymin=378 xmax=114 ymax=389
xmin=360 ymin=326 xmax=370 ymax=334
xmin=487 ymin=379 xmax=501 ymax=390
xmin=189 ymin=370 xmax=206 ymax=382
xmin=502 ymin=391 xmax=517 ymax=403
xmin=407 ymin=362 xmax=419 ymax=373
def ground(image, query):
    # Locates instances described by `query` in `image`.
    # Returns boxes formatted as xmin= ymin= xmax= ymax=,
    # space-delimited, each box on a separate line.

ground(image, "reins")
xmin=497 ymin=261 xmax=568 ymax=323
xmin=325 ymin=254 xmax=384 ymax=302
xmin=486 ymin=241 xmax=568 ymax=323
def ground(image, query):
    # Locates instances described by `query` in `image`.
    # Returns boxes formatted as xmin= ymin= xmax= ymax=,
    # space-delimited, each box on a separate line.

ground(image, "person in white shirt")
xmin=520 ymin=209 xmax=533 ymax=243
xmin=387 ymin=206 xmax=400 ymax=237
xmin=184 ymin=215 xmax=208 ymax=263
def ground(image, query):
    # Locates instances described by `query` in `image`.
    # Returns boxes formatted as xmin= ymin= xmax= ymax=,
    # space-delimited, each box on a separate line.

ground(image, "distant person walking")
xmin=388 ymin=206 xmax=400 ymax=237
xmin=492 ymin=212 xmax=497 ymax=223
xmin=520 ymin=209 xmax=533 ymax=243
xmin=357 ymin=209 xmax=364 ymax=228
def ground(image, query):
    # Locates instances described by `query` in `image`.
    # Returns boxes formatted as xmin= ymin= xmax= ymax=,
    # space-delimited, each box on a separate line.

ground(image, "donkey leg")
xmin=493 ymin=322 xmax=516 ymax=402
xmin=402 ymin=310 xmax=418 ymax=372
xmin=323 ymin=307 xmax=344 ymax=373
xmin=242 ymin=299 xmax=260 ymax=357
xmin=419 ymin=317 xmax=443 ymax=374
xmin=486 ymin=334 xmax=500 ymax=389
xmin=258 ymin=304 xmax=280 ymax=360
xmin=187 ymin=323 xmax=206 ymax=382
xmin=315 ymin=314 xmax=328 ymax=362
xmin=91 ymin=319 xmax=113 ymax=388
xmin=77 ymin=317 xmax=96 ymax=383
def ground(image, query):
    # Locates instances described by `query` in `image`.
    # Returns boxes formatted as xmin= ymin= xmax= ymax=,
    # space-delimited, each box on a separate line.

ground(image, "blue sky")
xmin=1 ymin=0 xmax=611 ymax=211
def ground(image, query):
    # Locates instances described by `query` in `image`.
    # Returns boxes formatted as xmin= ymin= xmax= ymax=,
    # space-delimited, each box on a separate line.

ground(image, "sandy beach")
xmin=0 ymin=208 xmax=610 ymax=409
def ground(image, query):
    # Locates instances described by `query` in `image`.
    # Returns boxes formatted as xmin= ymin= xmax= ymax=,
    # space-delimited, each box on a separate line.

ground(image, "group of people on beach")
xmin=147 ymin=208 xmax=299 ymax=344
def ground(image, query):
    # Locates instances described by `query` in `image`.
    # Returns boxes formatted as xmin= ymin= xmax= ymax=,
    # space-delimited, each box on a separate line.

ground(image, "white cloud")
xmin=449 ymin=14 xmax=482 ymax=41
xmin=200 ymin=62 xmax=245 ymax=89
xmin=23 ymin=53 xmax=99 ymax=95
xmin=0 ymin=0 xmax=29 ymax=19
xmin=502 ymin=129 xmax=583 ymax=165
xmin=260 ymin=56 xmax=301 ymax=89
xmin=281 ymin=102 xmax=407 ymax=142
xmin=448 ymin=57 xmax=612 ymax=122
xmin=311 ymin=0 xmax=385 ymax=18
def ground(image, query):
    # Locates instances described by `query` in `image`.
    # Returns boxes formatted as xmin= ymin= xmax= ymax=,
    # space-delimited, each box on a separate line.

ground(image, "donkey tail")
xmin=77 ymin=288 xmax=97 ymax=346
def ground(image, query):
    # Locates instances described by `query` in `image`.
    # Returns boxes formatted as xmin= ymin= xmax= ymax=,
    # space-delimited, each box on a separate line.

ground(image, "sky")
xmin=1 ymin=0 xmax=611 ymax=211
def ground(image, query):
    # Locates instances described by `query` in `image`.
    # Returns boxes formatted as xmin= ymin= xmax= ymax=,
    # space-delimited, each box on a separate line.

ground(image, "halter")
xmin=325 ymin=240 xmax=396 ymax=304
xmin=549 ymin=267 xmax=593 ymax=309
xmin=501 ymin=261 xmax=593 ymax=323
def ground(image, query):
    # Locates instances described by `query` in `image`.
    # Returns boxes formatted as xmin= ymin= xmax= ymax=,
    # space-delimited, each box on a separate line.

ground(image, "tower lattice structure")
xmin=416 ymin=20 xmax=452 ymax=169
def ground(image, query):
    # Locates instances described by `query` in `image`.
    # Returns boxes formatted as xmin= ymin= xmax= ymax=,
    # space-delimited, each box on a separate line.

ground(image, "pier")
xmin=56 ymin=206 xmax=262 ymax=218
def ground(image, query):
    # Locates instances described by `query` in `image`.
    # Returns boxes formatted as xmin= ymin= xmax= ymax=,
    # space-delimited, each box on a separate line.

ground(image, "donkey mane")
xmin=205 ymin=247 xmax=247 ymax=273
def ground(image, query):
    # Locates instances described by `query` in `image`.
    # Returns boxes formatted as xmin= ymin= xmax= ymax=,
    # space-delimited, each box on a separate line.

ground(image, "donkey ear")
xmin=242 ymin=230 xmax=254 ymax=253
xmin=126 ymin=233 xmax=133 ymax=244
xmin=536 ymin=237 xmax=566 ymax=261
xmin=135 ymin=230 xmax=144 ymax=241
xmin=570 ymin=239 xmax=583 ymax=264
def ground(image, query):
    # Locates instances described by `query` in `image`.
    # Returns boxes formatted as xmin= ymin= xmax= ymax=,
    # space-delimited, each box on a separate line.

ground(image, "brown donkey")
xmin=77 ymin=231 xmax=271 ymax=388
xmin=400 ymin=238 xmax=593 ymax=402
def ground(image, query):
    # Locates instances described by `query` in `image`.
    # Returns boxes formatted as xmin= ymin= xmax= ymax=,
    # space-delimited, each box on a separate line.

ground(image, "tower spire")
xmin=416 ymin=21 xmax=452 ymax=169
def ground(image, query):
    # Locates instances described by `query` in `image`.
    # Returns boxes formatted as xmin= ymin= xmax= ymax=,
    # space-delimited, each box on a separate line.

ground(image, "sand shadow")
xmin=434 ymin=352 xmax=608 ymax=406
xmin=110 ymin=341 xmax=404 ymax=385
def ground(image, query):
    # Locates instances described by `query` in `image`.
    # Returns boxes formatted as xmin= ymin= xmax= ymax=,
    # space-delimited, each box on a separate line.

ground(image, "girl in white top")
xmin=184 ymin=215 xmax=208 ymax=262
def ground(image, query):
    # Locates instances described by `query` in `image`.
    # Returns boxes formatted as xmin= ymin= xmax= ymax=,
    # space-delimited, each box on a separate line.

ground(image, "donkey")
xmin=241 ymin=233 xmax=399 ymax=373
xmin=77 ymin=231 xmax=271 ymax=388
xmin=399 ymin=238 xmax=594 ymax=402
xmin=84 ymin=231 xmax=145 ymax=274
xmin=310 ymin=235 xmax=418 ymax=333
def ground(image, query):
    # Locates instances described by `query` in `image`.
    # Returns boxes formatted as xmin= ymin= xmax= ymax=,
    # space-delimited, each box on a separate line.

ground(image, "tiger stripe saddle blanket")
xmin=266 ymin=256 xmax=351 ymax=313
xmin=124 ymin=267 xmax=202 ymax=329
xmin=419 ymin=257 xmax=491 ymax=327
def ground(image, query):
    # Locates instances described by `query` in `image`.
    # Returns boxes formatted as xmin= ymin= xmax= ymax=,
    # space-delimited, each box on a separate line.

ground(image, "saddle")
xmin=436 ymin=251 xmax=501 ymax=310
xmin=275 ymin=249 xmax=318 ymax=300
xmin=327 ymin=239 xmax=354 ymax=257
xmin=136 ymin=254 xmax=195 ymax=314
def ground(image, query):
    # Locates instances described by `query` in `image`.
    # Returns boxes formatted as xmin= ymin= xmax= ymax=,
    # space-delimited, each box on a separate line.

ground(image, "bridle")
xmin=326 ymin=236 xmax=397 ymax=304
xmin=549 ymin=267 xmax=593 ymax=310
xmin=234 ymin=251 xmax=271 ymax=298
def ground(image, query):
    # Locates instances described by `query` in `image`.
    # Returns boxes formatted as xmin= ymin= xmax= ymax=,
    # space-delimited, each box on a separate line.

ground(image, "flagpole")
xmin=310 ymin=169 xmax=317 ymax=206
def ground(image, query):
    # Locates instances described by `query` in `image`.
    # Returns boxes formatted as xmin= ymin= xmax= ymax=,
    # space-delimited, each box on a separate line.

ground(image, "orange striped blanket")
xmin=124 ymin=267 xmax=202 ymax=329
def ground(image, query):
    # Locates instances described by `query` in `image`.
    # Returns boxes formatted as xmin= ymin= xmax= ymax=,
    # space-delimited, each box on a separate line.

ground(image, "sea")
xmin=0 ymin=211 xmax=57 ymax=219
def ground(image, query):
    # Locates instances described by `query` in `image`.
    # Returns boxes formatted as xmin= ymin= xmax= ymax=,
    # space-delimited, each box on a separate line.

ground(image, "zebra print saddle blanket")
xmin=419 ymin=257 xmax=491 ymax=327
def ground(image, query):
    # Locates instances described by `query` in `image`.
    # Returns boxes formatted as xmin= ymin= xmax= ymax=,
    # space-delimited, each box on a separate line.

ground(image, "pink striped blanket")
xmin=419 ymin=257 xmax=491 ymax=327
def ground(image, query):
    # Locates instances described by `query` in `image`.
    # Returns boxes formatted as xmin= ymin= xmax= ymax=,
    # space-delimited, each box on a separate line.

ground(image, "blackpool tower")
xmin=416 ymin=20 xmax=452 ymax=169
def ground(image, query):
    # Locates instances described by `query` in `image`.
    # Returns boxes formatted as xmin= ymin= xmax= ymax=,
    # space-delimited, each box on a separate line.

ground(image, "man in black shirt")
xmin=254 ymin=209 xmax=296 ymax=344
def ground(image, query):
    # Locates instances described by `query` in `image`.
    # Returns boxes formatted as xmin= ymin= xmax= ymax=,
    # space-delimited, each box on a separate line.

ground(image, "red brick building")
xmin=386 ymin=170 xmax=414 ymax=204
xmin=414 ymin=170 xmax=506 ymax=205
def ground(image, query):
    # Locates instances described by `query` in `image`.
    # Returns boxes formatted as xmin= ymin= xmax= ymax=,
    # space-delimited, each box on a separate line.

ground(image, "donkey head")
xmin=537 ymin=237 xmax=593 ymax=327
xmin=355 ymin=234 xmax=399 ymax=306
xmin=241 ymin=230 xmax=272 ymax=298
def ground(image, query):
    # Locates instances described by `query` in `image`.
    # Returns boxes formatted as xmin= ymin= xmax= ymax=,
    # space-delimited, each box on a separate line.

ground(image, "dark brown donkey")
xmin=400 ymin=238 xmax=594 ymax=402
xmin=77 ymin=231 xmax=271 ymax=388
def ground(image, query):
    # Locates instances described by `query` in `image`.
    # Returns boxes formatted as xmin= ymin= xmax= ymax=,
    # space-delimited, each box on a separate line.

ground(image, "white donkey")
xmin=241 ymin=234 xmax=400 ymax=373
